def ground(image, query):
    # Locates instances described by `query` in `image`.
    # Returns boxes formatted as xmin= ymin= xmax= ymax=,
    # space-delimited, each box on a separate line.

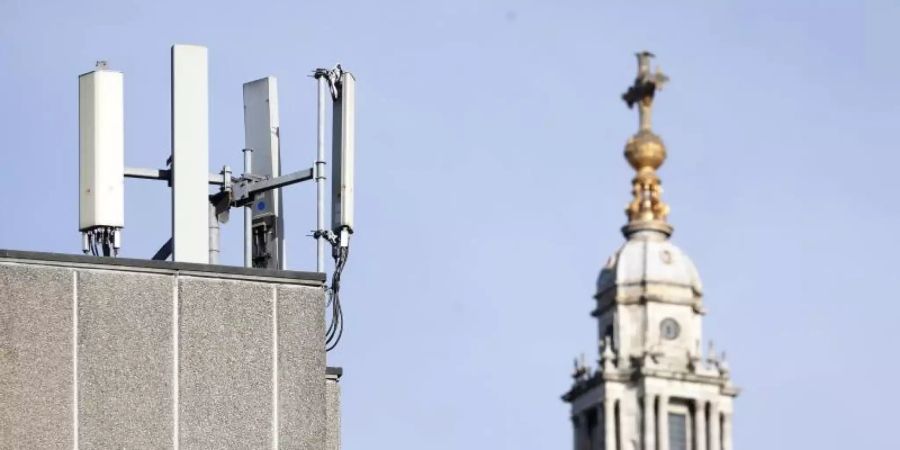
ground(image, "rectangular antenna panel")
xmin=243 ymin=78 xmax=282 ymax=221
xmin=171 ymin=45 xmax=210 ymax=263
xmin=243 ymin=77 xmax=284 ymax=269
xmin=79 ymin=69 xmax=124 ymax=231
xmin=331 ymin=72 xmax=355 ymax=231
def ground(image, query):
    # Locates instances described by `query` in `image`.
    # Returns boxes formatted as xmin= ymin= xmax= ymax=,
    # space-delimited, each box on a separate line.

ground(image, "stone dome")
xmin=596 ymin=229 xmax=703 ymax=299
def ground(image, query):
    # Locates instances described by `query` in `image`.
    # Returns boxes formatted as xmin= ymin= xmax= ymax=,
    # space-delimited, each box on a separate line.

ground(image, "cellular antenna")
xmin=79 ymin=61 xmax=124 ymax=257
xmin=170 ymin=45 xmax=210 ymax=263
xmin=77 ymin=44 xmax=358 ymax=350
xmin=243 ymin=77 xmax=285 ymax=269
xmin=314 ymin=65 xmax=356 ymax=351
xmin=331 ymin=68 xmax=356 ymax=249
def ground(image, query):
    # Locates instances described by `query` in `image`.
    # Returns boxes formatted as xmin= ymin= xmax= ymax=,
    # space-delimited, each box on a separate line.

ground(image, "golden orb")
xmin=624 ymin=130 xmax=666 ymax=171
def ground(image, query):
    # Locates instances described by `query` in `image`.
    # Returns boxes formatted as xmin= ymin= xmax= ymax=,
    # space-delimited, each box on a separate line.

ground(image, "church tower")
xmin=562 ymin=52 xmax=739 ymax=450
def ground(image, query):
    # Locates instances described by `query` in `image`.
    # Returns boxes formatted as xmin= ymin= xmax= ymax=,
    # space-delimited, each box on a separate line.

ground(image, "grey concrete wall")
xmin=325 ymin=368 xmax=342 ymax=450
xmin=0 ymin=250 xmax=327 ymax=450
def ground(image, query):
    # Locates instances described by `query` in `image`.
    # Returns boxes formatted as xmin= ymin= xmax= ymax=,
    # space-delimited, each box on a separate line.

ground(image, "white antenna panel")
xmin=243 ymin=77 xmax=282 ymax=219
xmin=243 ymin=77 xmax=284 ymax=268
xmin=171 ymin=44 xmax=210 ymax=263
xmin=79 ymin=67 xmax=124 ymax=231
xmin=331 ymin=72 xmax=355 ymax=234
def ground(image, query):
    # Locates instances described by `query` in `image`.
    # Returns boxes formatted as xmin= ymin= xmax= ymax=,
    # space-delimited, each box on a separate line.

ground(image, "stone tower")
xmin=562 ymin=52 xmax=739 ymax=450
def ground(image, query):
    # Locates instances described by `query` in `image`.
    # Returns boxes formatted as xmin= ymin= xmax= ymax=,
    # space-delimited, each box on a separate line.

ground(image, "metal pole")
xmin=315 ymin=74 xmax=327 ymax=274
xmin=208 ymin=201 xmax=219 ymax=264
xmin=242 ymin=148 xmax=253 ymax=268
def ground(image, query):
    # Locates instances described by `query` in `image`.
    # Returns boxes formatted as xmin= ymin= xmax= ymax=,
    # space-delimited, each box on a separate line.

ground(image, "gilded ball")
xmin=624 ymin=130 xmax=666 ymax=170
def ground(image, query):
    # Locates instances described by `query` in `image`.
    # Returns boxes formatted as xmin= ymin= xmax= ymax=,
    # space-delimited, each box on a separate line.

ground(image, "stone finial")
xmin=688 ymin=352 xmax=701 ymax=372
xmin=601 ymin=336 xmax=616 ymax=371
xmin=572 ymin=354 xmax=591 ymax=382
xmin=718 ymin=351 xmax=731 ymax=377
xmin=572 ymin=357 xmax=585 ymax=381
xmin=705 ymin=340 xmax=718 ymax=369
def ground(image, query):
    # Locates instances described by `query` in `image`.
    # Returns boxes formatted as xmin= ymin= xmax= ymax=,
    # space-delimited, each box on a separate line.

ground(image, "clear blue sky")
xmin=2 ymin=0 xmax=897 ymax=448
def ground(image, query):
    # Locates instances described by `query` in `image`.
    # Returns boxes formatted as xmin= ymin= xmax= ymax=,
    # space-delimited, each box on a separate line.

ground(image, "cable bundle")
xmin=325 ymin=246 xmax=349 ymax=352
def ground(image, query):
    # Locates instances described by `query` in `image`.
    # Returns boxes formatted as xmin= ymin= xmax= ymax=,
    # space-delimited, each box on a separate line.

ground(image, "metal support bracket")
xmin=125 ymin=162 xmax=313 ymax=263
xmin=231 ymin=168 xmax=314 ymax=207
xmin=124 ymin=166 xmax=229 ymax=186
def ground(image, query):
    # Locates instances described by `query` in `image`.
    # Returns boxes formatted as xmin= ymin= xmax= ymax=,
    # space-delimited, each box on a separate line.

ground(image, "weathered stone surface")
xmin=325 ymin=370 xmax=342 ymax=450
xmin=178 ymin=277 xmax=274 ymax=449
xmin=0 ymin=263 xmax=73 ymax=450
xmin=77 ymin=270 xmax=173 ymax=449
xmin=0 ymin=251 xmax=328 ymax=450
xmin=278 ymin=286 xmax=325 ymax=450
xmin=278 ymin=285 xmax=326 ymax=450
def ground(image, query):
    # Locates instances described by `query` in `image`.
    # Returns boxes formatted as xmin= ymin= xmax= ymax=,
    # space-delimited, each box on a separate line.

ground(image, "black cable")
xmin=327 ymin=298 xmax=343 ymax=352
xmin=325 ymin=257 xmax=341 ymax=339
xmin=325 ymin=245 xmax=349 ymax=352
xmin=325 ymin=292 xmax=338 ymax=342
xmin=325 ymin=256 xmax=341 ymax=343
xmin=325 ymin=248 xmax=346 ymax=347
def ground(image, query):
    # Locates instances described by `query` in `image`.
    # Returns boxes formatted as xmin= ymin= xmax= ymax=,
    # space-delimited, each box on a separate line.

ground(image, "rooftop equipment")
xmin=77 ymin=45 xmax=356 ymax=350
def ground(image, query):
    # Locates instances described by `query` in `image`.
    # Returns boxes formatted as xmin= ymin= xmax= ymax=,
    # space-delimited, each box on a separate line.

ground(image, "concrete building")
xmin=562 ymin=53 xmax=739 ymax=450
xmin=0 ymin=249 xmax=340 ymax=449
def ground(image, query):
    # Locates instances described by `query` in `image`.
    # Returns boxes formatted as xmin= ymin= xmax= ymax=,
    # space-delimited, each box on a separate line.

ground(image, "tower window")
xmin=669 ymin=412 xmax=688 ymax=450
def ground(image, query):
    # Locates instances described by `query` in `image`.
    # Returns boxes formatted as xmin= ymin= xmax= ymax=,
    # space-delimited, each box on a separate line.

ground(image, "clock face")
xmin=660 ymin=318 xmax=680 ymax=340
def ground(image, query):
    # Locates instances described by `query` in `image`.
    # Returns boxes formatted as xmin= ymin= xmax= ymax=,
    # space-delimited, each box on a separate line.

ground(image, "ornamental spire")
xmin=621 ymin=51 xmax=672 ymax=237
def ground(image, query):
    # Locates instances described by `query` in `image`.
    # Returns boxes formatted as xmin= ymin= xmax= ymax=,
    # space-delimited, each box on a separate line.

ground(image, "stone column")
xmin=722 ymin=413 xmax=732 ymax=450
xmin=708 ymin=403 xmax=720 ymax=450
xmin=658 ymin=395 xmax=669 ymax=450
xmin=604 ymin=400 xmax=617 ymax=450
xmin=643 ymin=394 xmax=656 ymax=450
xmin=694 ymin=400 xmax=706 ymax=450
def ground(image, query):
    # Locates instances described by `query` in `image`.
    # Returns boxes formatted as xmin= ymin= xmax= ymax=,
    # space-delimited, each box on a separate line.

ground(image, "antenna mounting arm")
xmin=230 ymin=168 xmax=315 ymax=207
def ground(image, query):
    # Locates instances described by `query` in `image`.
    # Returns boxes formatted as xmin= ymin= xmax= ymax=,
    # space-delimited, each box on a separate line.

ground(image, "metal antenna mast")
xmin=315 ymin=70 xmax=328 ymax=273
xmin=242 ymin=148 xmax=253 ymax=267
